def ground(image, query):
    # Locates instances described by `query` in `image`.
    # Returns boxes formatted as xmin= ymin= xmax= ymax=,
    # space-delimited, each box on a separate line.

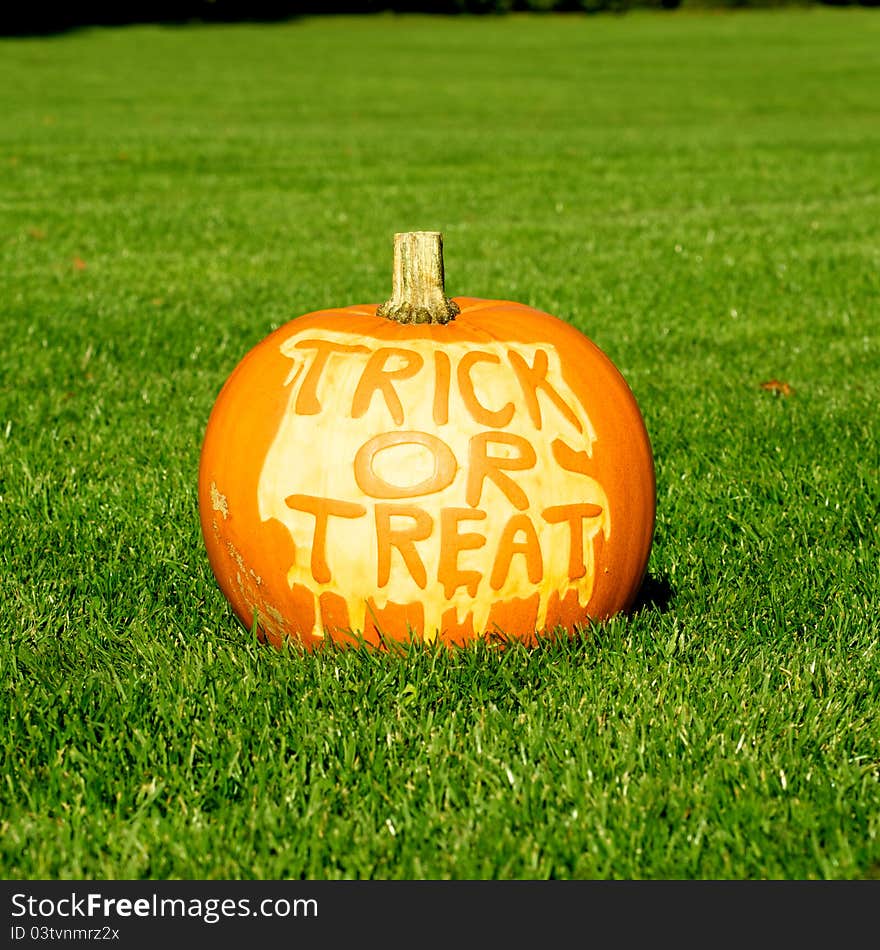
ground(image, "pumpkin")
xmin=198 ymin=231 xmax=655 ymax=649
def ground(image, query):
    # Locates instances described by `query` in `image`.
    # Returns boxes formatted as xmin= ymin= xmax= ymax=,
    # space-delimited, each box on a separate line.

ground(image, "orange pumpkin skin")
xmin=198 ymin=297 xmax=655 ymax=649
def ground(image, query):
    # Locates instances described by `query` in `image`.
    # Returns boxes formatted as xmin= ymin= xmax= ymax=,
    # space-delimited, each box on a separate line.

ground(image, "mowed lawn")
xmin=1 ymin=9 xmax=878 ymax=879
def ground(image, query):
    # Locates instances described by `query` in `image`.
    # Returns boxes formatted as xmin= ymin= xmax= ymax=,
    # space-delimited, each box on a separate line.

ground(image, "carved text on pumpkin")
xmin=260 ymin=331 xmax=611 ymax=638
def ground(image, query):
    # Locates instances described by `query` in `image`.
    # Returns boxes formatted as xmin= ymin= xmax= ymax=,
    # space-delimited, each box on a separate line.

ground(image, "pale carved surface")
xmin=259 ymin=328 xmax=610 ymax=642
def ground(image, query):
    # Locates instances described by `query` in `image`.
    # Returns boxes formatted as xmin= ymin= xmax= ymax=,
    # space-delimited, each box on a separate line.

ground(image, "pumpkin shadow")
xmin=630 ymin=572 xmax=675 ymax=615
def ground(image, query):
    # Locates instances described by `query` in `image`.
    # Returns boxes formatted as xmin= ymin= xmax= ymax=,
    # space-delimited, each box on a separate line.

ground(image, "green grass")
xmin=1 ymin=8 xmax=879 ymax=880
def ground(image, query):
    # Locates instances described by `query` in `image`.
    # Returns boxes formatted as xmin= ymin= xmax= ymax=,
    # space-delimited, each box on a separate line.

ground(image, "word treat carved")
xmin=199 ymin=232 xmax=655 ymax=649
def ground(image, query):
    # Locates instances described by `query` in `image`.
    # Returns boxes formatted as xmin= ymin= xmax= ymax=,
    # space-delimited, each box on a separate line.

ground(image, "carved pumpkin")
xmin=198 ymin=232 xmax=655 ymax=649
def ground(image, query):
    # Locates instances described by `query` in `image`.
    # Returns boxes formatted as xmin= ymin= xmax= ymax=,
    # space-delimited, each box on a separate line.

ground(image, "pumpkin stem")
xmin=377 ymin=231 xmax=460 ymax=325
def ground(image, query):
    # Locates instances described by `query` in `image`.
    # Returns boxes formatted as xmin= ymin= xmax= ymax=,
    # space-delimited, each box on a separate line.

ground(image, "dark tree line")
xmin=3 ymin=0 xmax=876 ymax=37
